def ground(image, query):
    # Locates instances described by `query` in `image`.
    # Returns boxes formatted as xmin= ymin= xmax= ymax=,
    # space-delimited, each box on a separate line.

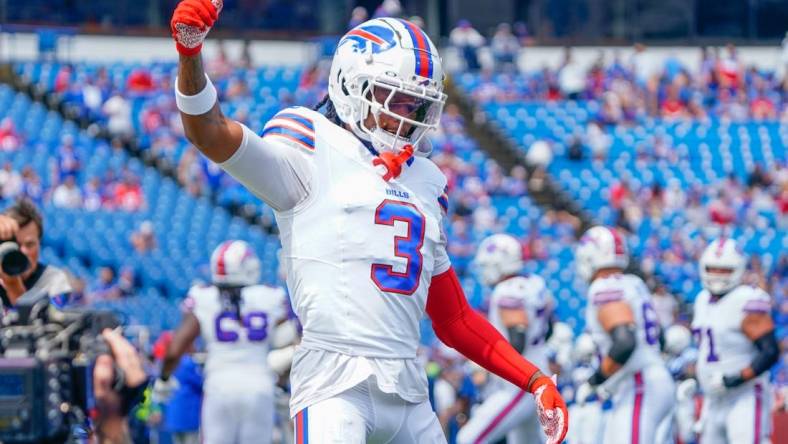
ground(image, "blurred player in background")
xmin=691 ymin=238 xmax=779 ymax=444
xmin=574 ymin=226 xmax=674 ymax=444
xmin=566 ymin=333 xmax=603 ymax=444
xmin=153 ymin=240 xmax=289 ymax=444
xmin=457 ymin=234 xmax=553 ymax=444
xmin=662 ymin=324 xmax=699 ymax=444
xmin=168 ymin=1 xmax=568 ymax=442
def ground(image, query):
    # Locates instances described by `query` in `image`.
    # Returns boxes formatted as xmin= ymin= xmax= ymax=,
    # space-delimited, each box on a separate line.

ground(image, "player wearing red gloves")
xmin=170 ymin=1 xmax=568 ymax=442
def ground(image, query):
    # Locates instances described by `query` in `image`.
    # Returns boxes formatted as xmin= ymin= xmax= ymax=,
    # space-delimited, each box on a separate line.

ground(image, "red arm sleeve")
xmin=426 ymin=267 xmax=542 ymax=392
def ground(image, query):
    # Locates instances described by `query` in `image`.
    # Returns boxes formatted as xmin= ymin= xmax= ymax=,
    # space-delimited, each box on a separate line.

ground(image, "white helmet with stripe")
xmin=664 ymin=324 xmax=692 ymax=356
xmin=575 ymin=226 xmax=629 ymax=282
xmin=474 ymin=233 xmax=524 ymax=286
xmin=699 ymin=237 xmax=745 ymax=295
xmin=329 ymin=18 xmax=446 ymax=155
xmin=210 ymin=240 xmax=261 ymax=287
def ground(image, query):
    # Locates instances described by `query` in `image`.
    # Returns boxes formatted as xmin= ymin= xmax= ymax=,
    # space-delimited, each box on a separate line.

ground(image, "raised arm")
xmin=171 ymin=0 xmax=242 ymax=162
xmin=177 ymin=54 xmax=243 ymax=162
xmin=170 ymin=0 xmax=313 ymax=212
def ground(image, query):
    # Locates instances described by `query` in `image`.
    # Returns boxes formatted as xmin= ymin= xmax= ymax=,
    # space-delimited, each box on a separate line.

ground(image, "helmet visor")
xmin=365 ymin=77 xmax=445 ymax=136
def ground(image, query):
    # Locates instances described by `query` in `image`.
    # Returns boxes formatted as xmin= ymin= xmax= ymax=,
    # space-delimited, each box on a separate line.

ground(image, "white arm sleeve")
xmin=219 ymin=123 xmax=313 ymax=212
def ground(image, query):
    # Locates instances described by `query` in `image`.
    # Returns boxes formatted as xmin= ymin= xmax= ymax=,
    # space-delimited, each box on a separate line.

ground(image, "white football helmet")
xmin=664 ymin=324 xmax=692 ymax=356
xmin=210 ymin=240 xmax=261 ymax=287
xmin=699 ymin=237 xmax=745 ymax=295
xmin=474 ymin=233 xmax=524 ymax=286
xmin=329 ymin=18 xmax=446 ymax=155
xmin=575 ymin=226 xmax=629 ymax=282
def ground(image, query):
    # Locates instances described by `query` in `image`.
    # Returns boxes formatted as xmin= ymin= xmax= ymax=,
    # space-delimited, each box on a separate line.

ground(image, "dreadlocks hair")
xmin=218 ymin=285 xmax=244 ymax=321
xmin=314 ymin=94 xmax=339 ymax=124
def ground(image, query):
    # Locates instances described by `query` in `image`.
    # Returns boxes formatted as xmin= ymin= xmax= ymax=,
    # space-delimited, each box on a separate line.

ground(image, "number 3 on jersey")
xmin=371 ymin=200 xmax=426 ymax=295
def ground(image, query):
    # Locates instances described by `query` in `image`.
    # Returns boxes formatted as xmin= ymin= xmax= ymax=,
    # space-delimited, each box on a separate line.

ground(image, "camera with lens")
xmin=0 ymin=237 xmax=31 ymax=276
xmin=0 ymin=293 xmax=119 ymax=443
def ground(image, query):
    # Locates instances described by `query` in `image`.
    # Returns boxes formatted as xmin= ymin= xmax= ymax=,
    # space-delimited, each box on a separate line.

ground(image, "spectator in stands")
xmin=57 ymin=134 xmax=81 ymax=179
xmin=512 ymin=21 xmax=534 ymax=46
xmin=661 ymin=84 xmax=689 ymax=120
xmin=81 ymin=75 xmax=105 ymax=118
xmin=103 ymin=91 xmax=133 ymax=139
xmin=207 ymin=41 xmax=233 ymax=80
xmin=708 ymin=190 xmax=735 ymax=225
xmin=20 ymin=167 xmax=43 ymax=204
xmin=0 ymin=199 xmax=73 ymax=309
xmin=372 ymin=0 xmax=402 ymax=18
xmin=52 ymin=175 xmax=83 ymax=209
xmin=491 ymin=23 xmax=520 ymax=71
xmin=117 ymin=266 xmax=137 ymax=297
xmin=0 ymin=162 xmax=23 ymax=199
xmin=89 ymin=266 xmax=121 ymax=302
xmin=177 ymin=148 xmax=204 ymax=197
xmin=0 ymin=118 xmax=21 ymax=151
xmin=225 ymin=76 xmax=250 ymax=100
xmin=558 ymin=47 xmax=585 ymax=100
xmin=586 ymin=120 xmax=610 ymax=159
xmin=131 ymin=220 xmax=156 ymax=254
xmin=717 ymin=43 xmax=742 ymax=92
xmin=114 ymin=171 xmax=144 ymax=211
xmin=84 ymin=177 xmax=103 ymax=211
xmin=54 ymin=65 xmax=72 ymax=94
xmin=127 ymin=68 xmax=155 ymax=94
xmin=348 ymin=6 xmax=368 ymax=29
xmin=450 ymin=20 xmax=485 ymax=71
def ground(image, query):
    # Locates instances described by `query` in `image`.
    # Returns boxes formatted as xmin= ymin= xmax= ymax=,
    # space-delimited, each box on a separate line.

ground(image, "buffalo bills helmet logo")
xmin=340 ymin=25 xmax=396 ymax=54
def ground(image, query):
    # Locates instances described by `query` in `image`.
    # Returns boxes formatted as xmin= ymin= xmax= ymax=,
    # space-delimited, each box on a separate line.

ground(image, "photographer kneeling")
xmin=0 ymin=199 xmax=72 ymax=311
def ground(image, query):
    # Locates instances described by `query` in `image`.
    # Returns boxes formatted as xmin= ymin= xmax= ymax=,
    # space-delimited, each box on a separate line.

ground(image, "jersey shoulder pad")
xmin=410 ymin=156 xmax=447 ymax=189
xmin=492 ymin=277 xmax=528 ymax=309
xmin=182 ymin=283 xmax=214 ymax=312
xmin=736 ymin=285 xmax=771 ymax=314
xmin=261 ymin=106 xmax=323 ymax=153
xmin=410 ymin=157 xmax=449 ymax=212
xmin=588 ymin=276 xmax=626 ymax=306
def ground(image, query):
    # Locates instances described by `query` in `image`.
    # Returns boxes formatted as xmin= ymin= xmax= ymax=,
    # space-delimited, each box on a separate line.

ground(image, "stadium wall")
xmin=0 ymin=33 xmax=317 ymax=65
xmin=2 ymin=32 xmax=784 ymax=74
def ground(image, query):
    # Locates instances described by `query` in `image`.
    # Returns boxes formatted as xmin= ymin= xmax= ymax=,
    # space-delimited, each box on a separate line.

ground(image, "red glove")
xmin=531 ymin=376 xmax=569 ymax=444
xmin=170 ymin=0 xmax=223 ymax=56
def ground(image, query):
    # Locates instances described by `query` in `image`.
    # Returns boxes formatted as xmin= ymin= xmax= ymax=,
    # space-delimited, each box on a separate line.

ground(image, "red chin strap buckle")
xmin=373 ymin=144 xmax=415 ymax=181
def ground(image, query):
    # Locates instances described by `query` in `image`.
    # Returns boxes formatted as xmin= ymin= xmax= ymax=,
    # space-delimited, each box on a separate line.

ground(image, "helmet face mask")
xmin=575 ymin=226 xmax=629 ymax=283
xmin=699 ymin=238 xmax=745 ymax=296
xmin=329 ymin=18 xmax=446 ymax=156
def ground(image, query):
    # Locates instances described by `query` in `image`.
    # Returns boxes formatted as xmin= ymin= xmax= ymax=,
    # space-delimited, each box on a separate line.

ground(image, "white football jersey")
xmin=584 ymin=274 xmax=664 ymax=388
xmin=488 ymin=275 xmax=553 ymax=390
xmin=692 ymin=284 xmax=771 ymax=393
xmin=220 ymin=106 xmax=451 ymax=416
xmin=184 ymin=283 xmax=288 ymax=386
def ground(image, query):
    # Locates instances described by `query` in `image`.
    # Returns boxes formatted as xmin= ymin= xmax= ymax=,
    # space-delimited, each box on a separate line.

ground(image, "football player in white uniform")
xmin=153 ymin=240 xmax=289 ymax=444
xmin=691 ymin=238 xmax=779 ymax=444
xmin=457 ymin=234 xmax=553 ymax=444
xmin=574 ymin=226 xmax=674 ymax=444
xmin=168 ymin=2 xmax=568 ymax=443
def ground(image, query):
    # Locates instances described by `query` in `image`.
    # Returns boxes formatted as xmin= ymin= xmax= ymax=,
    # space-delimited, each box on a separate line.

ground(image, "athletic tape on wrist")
xmin=175 ymin=74 xmax=217 ymax=116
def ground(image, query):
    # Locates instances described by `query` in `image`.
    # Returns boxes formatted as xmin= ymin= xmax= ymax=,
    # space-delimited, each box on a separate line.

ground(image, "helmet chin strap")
xmin=373 ymin=144 xmax=414 ymax=182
